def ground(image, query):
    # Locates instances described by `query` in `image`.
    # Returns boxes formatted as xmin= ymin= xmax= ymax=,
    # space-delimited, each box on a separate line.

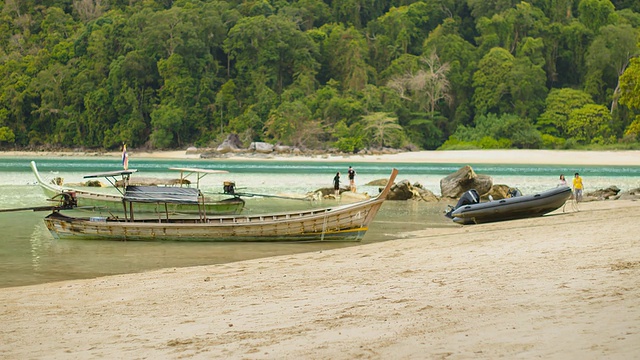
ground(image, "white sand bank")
xmin=3 ymin=149 xmax=640 ymax=166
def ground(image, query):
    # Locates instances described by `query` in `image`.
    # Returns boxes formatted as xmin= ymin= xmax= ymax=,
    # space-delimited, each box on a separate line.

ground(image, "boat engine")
xmin=223 ymin=181 xmax=236 ymax=194
xmin=444 ymin=189 xmax=480 ymax=218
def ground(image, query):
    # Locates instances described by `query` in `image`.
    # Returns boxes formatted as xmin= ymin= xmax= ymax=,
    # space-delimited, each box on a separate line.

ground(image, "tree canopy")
xmin=0 ymin=0 xmax=639 ymax=151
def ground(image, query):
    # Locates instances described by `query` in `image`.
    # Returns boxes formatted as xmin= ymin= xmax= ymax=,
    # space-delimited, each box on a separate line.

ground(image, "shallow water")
xmin=1 ymin=156 xmax=639 ymax=288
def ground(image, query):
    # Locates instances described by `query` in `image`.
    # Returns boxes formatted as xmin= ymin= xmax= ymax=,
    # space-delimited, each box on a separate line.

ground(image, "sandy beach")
xmin=3 ymin=148 xmax=640 ymax=166
xmin=1 ymin=149 xmax=640 ymax=359
xmin=1 ymin=201 xmax=639 ymax=358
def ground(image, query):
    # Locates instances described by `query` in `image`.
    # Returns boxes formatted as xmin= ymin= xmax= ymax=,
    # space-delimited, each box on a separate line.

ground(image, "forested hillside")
xmin=1 ymin=0 xmax=640 ymax=151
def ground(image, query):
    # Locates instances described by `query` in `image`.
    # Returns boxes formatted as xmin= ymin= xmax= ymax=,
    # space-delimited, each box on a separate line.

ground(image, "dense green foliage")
xmin=1 ymin=0 xmax=640 ymax=150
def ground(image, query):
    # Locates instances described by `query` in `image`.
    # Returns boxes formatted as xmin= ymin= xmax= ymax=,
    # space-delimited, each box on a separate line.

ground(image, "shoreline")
xmin=2 ymin=149 xmax=640 ymax=166
xmin=1 ymin=199 xmax=639 ymax=358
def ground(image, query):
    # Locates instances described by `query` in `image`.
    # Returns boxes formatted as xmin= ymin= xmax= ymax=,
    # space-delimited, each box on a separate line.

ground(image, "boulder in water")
xmin=440 ymin=165 xmax=493 ymax=198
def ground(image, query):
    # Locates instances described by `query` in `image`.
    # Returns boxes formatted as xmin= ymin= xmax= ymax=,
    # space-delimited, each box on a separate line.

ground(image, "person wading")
xmin=347 ymin=166 xmax=356 ymax=192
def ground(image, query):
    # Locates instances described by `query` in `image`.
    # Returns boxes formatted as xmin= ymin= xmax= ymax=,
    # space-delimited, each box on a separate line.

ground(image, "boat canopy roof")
xmin=83 ymin=169 xmax=138 ymax=179
xmin=123 ymin=186 xmax=201 ymax=204
xmin=168 ymin=167 xmax=229 ymax=174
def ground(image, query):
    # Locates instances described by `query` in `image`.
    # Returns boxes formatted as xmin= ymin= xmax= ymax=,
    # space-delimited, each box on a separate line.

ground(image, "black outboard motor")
xmin=223 ymin=181 xmax=236 ymax=194
xmin=445 ymin=189 xmax=480 ymax=218
xmin=507 ymin=188 xmax=522 ymax=198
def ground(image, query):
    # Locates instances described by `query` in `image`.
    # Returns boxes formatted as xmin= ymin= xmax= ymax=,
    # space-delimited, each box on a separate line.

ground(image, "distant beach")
xmin=3 ymin=148 xmax=640 ymax=166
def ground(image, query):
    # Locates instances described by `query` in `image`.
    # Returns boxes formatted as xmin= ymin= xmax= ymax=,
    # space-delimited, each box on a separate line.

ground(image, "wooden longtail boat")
xmin=44 ymin=168 xmax=398 ymax=242
xmin=30 ymin=161 xmax=244 ymax=215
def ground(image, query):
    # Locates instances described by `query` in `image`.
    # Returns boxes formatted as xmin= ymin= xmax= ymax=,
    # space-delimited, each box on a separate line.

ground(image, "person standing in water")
xmin=558 ymin=174 xmax=567 ymax=186
xmin=333 ymin=172 xmax=341 ymax=197
xmin=347 ymin=166 xmax=356 ymax=192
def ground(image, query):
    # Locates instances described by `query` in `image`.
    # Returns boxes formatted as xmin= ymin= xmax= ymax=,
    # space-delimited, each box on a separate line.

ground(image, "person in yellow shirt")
xmin=572 ymin=172 xmax=584 ymax=202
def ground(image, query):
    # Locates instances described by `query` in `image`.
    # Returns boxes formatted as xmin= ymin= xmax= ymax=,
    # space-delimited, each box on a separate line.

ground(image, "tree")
xmin=362 ymin=112 xmax=403 ymax=148
xmin=323 ymin=24 xmax=369 ymax=92
xmin=366 ymin=2 xmax=431 ymax=72
xmin=620 ymin=56 xmax=640 ymax=110
xmin=472 ymin=47 xmax=514 ymax=116
xmin=544 ymin=21 xmax=592 ymax=87
xmin=332 ymin=120 xmax=365 ymax=152
xmin=578 ymin=0 xmax=617 ymax=33
xmin=224 ymin=15 xmax=319 ymax=96
xmin=150 ymin=105 xmax=184 ymax=149
xmin=467 ymin=0 xmax=520 ymax=20
xmin=585 ymin=24 xmax=639 ymax=112
xmin=510 ymin=38 xmax=548 ymax=120
xmin=264 ymin=101 xmax=322 ymax=147
xmin=423 ymin=19 xmax=478 ymax=129
xmin=0 ymin=126 xmax=16 ymax=146
xmin=446 ymin=113 xmax=541 ymax=148
xmin=567 ymin=104 xmax=614 ymax=144
xmin=475 ymin=2 xmax=547 ymax=55
xmin=537 ymin=88 xmax=594 ymax=137
xmin=387 ymin=52 xmax=452 ymax=119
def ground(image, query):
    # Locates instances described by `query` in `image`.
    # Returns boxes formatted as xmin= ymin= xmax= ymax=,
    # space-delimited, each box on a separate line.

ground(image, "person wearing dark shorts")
xmin=333 ymin=172 xmax=340 ymax=197
xmin=347 ymin=166 xmax=356 ymax=192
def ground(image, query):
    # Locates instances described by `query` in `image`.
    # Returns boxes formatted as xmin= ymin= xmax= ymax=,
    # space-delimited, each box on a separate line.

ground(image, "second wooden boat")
xmin=30 ymin=161 xmax=244 ymax=215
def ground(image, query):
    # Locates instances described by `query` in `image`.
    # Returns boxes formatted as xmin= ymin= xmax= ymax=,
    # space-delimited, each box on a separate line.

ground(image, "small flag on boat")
xmin=122 ymin=144 xmax=129 ymax=170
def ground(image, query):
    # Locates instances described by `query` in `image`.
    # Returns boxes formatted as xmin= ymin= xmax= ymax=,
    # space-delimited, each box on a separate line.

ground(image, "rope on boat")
xmin=321 ymin=209 xmax=329 ymax=241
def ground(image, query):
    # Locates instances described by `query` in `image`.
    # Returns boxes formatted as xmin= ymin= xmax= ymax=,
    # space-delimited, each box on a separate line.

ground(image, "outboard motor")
xmin=507 ymin=188 xmax=522 ymax=198
xmin=445 ymin=189 xmax=480 ymax=218
xmin=223 ymin=181 xmax=236 ymax=194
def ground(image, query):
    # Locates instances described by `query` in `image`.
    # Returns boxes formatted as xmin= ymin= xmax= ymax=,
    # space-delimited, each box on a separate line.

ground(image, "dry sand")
xmin=3 ymin=149 xmax=640 ymax=165
xmin=1 ymin=199 xmax=639 ymax=359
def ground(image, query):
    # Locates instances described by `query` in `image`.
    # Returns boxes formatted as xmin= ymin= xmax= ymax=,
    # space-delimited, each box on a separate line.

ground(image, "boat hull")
xmin=45 ymin=199 xmax=382 ymax=242
xmin=450 ymin=186 xmax=572 ymax=225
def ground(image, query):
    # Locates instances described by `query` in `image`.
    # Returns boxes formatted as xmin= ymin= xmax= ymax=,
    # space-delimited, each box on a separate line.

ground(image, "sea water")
xmin=1 ymin=156 xmax=639 ymax=288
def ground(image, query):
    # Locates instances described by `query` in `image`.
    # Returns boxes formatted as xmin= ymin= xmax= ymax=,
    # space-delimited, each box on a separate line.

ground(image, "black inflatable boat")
xmin=445 ymin=186 xmax=572 ymax=225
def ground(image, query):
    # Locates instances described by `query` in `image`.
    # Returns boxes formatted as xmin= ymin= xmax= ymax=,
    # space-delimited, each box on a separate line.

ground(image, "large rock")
xmin=482 ymin=184 xmax=512 ymax=200
xmin=440 ymin=165 xmax=493 ymax=198
xmin=250 ymin=142 xmax=274 ymax=154
xmin=185 ymin=146 xmax=199 ymax=155
xmin=385 ymin=180 xmax=439 ymax=202
xmin=387 ymin=179 xmax=414 ymax=200
xmin=617 ymin=187 xmax=640 ymax=200
xmin=216 ymin=134 xmax=243 ymax=153
xmin=586 ymin=185 xmax=620 ymax=200
xmin=413 ymin=184 xmax=439 ymax=202
xmin=312 ymin=187 xmax=350 ymax=197
xmin=274 ymin=145 xmax=292 ymax=154
xmin=366 ymin=178 xmax=389 ymax=186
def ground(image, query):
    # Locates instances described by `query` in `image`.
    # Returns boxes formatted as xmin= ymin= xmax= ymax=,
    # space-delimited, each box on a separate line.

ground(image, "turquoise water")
xmin=1 ymin=156 xmax=639 ymax=288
